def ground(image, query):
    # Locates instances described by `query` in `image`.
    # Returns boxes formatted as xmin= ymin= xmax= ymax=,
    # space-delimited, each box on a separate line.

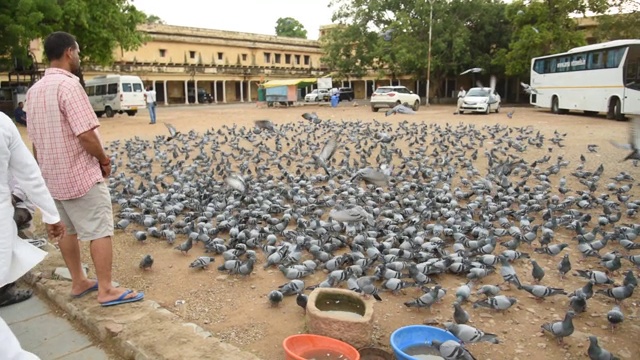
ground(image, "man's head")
xmin=17 ymin=102 xmax=23 ymax=108
xmin=44 ymin=32 xmax=81 ymax=73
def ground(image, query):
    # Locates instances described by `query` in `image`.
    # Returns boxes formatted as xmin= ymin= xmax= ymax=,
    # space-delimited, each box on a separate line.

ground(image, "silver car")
xmin=459 ymin=87 xmax=501 ymax=114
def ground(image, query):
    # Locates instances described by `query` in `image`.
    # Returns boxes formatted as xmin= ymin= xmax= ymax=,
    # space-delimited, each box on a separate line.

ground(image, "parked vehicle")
xmin=266 ymin=85 xmax=296 ymax=107
xmin=188 ymin=88 xmax=213 ymax=103
xmin=458 ymin=87 xmax=501 ymax=114
xmin=338 ymin=87 xmax=354 ymax=102
xmin=84 ymin=74 xmax=145 ymax=117
xmin=370 ymin=86 xmax=421 ymax=112
xmin=304 ymin=89 xmax=330 ymax=102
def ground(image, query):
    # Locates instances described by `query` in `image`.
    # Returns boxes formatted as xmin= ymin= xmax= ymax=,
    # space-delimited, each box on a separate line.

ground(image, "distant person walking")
xmin=25 ymin=31 xmax=143 ymax=307
xmin=13 ymin=102 xmax=26 ymax=126
xmin=144 ymin=86 xmax=157 ymax=124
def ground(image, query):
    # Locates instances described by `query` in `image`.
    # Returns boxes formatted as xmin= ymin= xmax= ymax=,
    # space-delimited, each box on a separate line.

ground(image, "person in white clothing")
xmin=0 ymin=113 xmax=65 ymax=359
xmin=455 ymin=86 xmax=466 ymax=114
xmin=144 ymin=86 xmax=157 ymax=124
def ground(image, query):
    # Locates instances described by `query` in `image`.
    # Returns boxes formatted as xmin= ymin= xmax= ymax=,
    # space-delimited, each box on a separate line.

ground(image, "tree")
xmin=0 ymin=0 xmax=148 ymax=70
xmin=275 ymin=17 xmax=308 ymax=38
xmin=146 ymin=14 xmax=165 ymax=24
xmin=591 ymin=0 xmax=640 ymax=41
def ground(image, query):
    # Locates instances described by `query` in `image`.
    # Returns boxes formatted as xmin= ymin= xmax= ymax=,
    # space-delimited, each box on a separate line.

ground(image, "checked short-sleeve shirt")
xmin=26 ymin=68 xmax=103 ymax=201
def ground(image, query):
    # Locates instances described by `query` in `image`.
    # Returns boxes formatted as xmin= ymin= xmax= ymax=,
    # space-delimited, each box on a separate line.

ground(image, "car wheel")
xmin=459 ymin=110 xmax=464 ymax=114
xmin=495 ymin=105 xmax=500 ymax=113
xmin=105 ymin=107 xmax=115 ymax=118
xmin=371 ymin=106 xmax=379 ymax=112
xmin=412 ymin=100 xmax=420 ymax=111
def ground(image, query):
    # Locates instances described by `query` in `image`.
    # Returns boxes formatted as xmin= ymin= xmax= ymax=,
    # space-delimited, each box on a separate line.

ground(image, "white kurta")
xmin=0 ymin=113 xmax=60 ymax=288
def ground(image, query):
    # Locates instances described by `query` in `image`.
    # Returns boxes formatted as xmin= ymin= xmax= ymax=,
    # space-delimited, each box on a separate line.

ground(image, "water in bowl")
xmin=321 ymin=310 xmax=364 ymax=320
xmin=402 ymin=343 xmax=444 ymax=360
xmin=301 ymin=348 xmax=350 ymax=360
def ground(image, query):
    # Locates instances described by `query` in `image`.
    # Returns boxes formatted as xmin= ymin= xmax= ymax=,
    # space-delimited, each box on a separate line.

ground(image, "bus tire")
xmin=95 ymin=111 xmax=104 ymax=118
xmin=105 ymin=107 xmax=115 ymax=118
xmin=607 ymin=97 xmax=624 ymax=121
xmin=551 ymin=96 xmax=560 ymax=114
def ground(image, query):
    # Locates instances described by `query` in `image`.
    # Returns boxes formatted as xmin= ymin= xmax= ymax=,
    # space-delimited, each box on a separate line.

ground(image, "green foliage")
xmin=592 ymin=9 xmax=640 ymax=41
xmin=145 ymin=14 xmax=165 ymax=24
xmin=275 ymin=17 xmax=308 ymax=38
xmin=0 ymin=0 xmax=148 ymax=68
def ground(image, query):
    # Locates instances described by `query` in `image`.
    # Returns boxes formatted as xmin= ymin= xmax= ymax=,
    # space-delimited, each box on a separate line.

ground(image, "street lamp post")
xmin=426 ymin=0 xmax=433 ymax=106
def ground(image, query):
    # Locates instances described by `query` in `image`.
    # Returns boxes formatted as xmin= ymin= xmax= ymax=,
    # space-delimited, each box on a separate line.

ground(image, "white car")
xmin=459 ymin=87 xmax=501 ymax=114
xmin=371 ymin=86 xmax=421 ymax=112
xmin=304 ymin=89 xmax=329 ymax=102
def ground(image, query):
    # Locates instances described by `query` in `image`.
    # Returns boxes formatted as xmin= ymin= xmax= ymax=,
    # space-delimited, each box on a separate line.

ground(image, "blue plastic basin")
xmin=390 ymin=325 xmax=460 ymax=360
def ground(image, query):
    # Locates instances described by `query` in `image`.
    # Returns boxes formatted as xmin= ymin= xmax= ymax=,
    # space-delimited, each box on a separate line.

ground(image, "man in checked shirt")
xmin=25 ymin=32 xmax=143 ymax=307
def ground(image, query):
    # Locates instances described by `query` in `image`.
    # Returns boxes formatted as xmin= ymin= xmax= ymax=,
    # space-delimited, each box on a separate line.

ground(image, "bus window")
xmin=85 ymin=86 xmax=95 ymax=96
xmin=549 ymin=58 xmax=557 ymax=73
xmin=534 ymin=59 xmax=545 ymax=73
xmin=133 ymin=83 xmax=143 ymax=92
xmin=606 ymin=48 xmax=624 ymax=68
xmin=556 ymin=56 xmax=571 ymax=72
xmin=95 ymin=85 xmax=107 ymax=96
xmin=122 ymin=83 xmax=133 ymax=93
xmin=626 ymin=62 xmax=637 ymax=81
xmin=588 ymin=52 xmax=603 ymax=69
xmin=571 ymin=54 xmax=586 ymax=71
xmin=107 ymin=83 xmax=118 ymax=95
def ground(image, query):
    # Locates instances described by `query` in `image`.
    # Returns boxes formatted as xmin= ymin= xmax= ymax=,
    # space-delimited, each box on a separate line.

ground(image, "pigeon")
xmin=499 ymin=255 xmax=522 ymax=288
xmin=115 ymin=218 xmax=130 ymax=230
xmin=278 ymin=280 xmax=305 ymax=296
xmin=133 ymin=230 xmax=147 ymax=242
xmin=568 ymin=281 xmax=595 ymax=300
xmin=460 ymin=67 xmax=483 ymax=75
xmin=606 ymin=305 xmax=624 ymax=331
xmin=224 ymin=173 xmax=246 ymax=194
xmin=356 ymin=276 xmax=383 ymax=301
xmin=520 ymin=82 xmax=540 ymax=95
xmin=557 ymin=254 xmax=571 ymax=279
xmin=596 ymin=284 xmax=635 ymax=303
xmin=623 ymin=270 xmax=637 ymax=287
xmin=404 ymin=285 xmax=441 ymax=309
xmin=329 ymin=206 xmax=374 ymax=226
xmin=378 ymin=28 xmax=394 ymax=41
xmin=254 ymin=119 xmax=278 ymax=134
xmin=569 ymin=293 xmax=587 ymax=313
xmin=139 ymin=254 xmax=153 ymax=270
xmin=520 ymin=284 xmax=567 ymax=300
xmin=301 ymin=112 xmax=322 ymax=124
xmin=587 ymin=144 xmax=599 ymax=153
xmin=530 ymin=259 xmax=545 ymax=282
xmin=311 ymin=136 xmax=338 ymax=176
xmin=506 ymin=108 xmax=515 ymax=119
xmin=610 ymin=115 xmax=640 ymax=161
xmin=534 ymin=243 xmax=568 ymax=256
xmin=351 ymin=167 xmax=389 ymax=187
xmin=296 ymin=293 xmax=308 ymax=313
xmin=541 ymin=310 xmax=575 ymax=344
xmin=455 ymin=282 xmax=473 ymax=303
xmin=575 ymin=270 xmax=614 ymax=285
xmin=385 ymin=104 xmax=416 ymax=116
xmin=174 ymin=237 xmax=193 ymax=255
xmin=476 ymin=285 xmax=501 ymax=298
xmin=453 ymin=302 xmax=470 ymax=324
xmin=431 ymin=339 xmax=477 ymax=360
xmin=444 ymin=322 xmax=499 ymax=344
xmin=164 ymin=122 xmax=179 ymax=141
xmin=268 ymin=290 xmax=283 ymax=307
xmin=189 ymin=256 xmax=214 ymax=269
xmin=473 ymin=295 xmax=517 ymax=311
xmin=588 ymin=336 xmax=620 ymax=360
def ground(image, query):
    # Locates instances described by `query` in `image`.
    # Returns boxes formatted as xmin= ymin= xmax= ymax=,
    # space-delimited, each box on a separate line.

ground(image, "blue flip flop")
xmin=100 ymin=290 xmax=144 ymax=307
xmin=71 ymin=281 xmax=99 ymax=299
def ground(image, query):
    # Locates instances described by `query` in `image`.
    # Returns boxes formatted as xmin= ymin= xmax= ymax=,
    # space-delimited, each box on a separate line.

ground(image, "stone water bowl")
xmin=306 ymin=288 xmax=375 ymax=349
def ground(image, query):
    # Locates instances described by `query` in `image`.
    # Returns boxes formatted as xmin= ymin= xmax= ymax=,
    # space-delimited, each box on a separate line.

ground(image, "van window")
xmin=85 ymin=86 xmax=95 ymax=96
xmin=107 ymin=83 xmax=118 ymax=95
xmin=122 ymin=83 xmax=132 ymax=92
xmin=95 ymin=85 xmax=107 ymax=96
xmin=133 ymin=83 xmax=143 ymax=92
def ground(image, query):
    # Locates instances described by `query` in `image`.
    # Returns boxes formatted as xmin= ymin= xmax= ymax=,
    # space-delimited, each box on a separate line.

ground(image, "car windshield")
xmin=467 ymin=89 xmax=489 ymax=97
xmin=375 ymin=88 xmax=394 ymax=94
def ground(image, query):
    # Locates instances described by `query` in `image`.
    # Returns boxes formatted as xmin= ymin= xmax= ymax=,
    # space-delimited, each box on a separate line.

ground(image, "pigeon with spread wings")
xmin=312 ymin=136 xmax=338 ymax=176
xmin=610 ymin=115 xmax=640 ymax=161
xmin=164 ymin=122 xmax=180 ymax=141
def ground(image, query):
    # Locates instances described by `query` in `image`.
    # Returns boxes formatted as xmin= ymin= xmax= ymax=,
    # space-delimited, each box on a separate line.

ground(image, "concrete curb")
xmin=22 ymin=269 xmax=261 ymax=360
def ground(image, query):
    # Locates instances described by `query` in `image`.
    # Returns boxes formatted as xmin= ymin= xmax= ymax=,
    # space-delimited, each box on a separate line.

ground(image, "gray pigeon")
xmin=268 ymin=290 xmax=283 ymax=307
xmin=499 ymin=255 xmax=522 ymax=288
xmin=329 ymin=206 xmax=374 ymax=225
xmin=541 ymin=310 xmax=575 ymax=344
xmin=623 ymin=270 xmax=637 ymax=287
xmin=453 ymin=302 xmax=470 ymax=324
xmin=301 ymin=112 xmax=322 ymax=124
xmin=254 ymin=119 xmax=278 ymax=133
xmin=404 ymin=285 xmax=441 ymax=309
xmin=311 ymin=136 xmax=338 ymax=176
xmin=296 ymin=293 xmax=308 ymax=313
xmin=385 ymin=104 xmax=416 ymax=116
xmin=610 ymin=115 xmax=640 ymax=161
xmin=575 ymin=270 xmax=614 ymax=285
xmin=174 ymin=237 xmax=193 ymax=255
xmin=460 ymin=67 xmax=483 ymax=75
xmin=189 ymin=256 xmax=214 ymax=269
xmin=476 ymin=285 xmax=501 ymax=297
xmin=133 ymin=230 xmax=147 ymax=242
xmin=224 ymin=173 xmax=246 ymax=194
xmin=606 ymin=305 xmax=623 ymax=331
xmin=597 ymin=284 xmax=635 ymax=303
xmin=520 ymin=284 xmax=567 ymax=300
xmin=351 ymin=167 xmax=389 ymax=187
xmin=356 ymin=276 xmax=382 ymax=301
xmin=588 ymin=336 xmax=620 ymax=360
xmin=139 ymin=254 xmax=153 ymax=270
xmin=473 ymin=295 xmax=517 ymax=311
xmin=444 ymin=322 xmax=499 ymax=344
xmin=534 ymin=243 xmax=568 ymax=256
xmin=569 ymin=293 xmax=587 ymax=313
xmin=557 ymin=254 xmax=571 ymax=279
xmin=164 ymin=122 xmax=180 ymax=141
xmin=431 ymin=339 xmax=477 ymax=360
xmin=568 ymin=281 xmax=595 ymax=300
xmin=531 ymin=259 xmax=545 ymax=282
xmin=455 ymin=282 xmax=473 ymax=303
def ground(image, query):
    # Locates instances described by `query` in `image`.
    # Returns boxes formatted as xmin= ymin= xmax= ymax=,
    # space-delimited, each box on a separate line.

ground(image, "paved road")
xmin=0 ymin=295 xmax=115 ymax=360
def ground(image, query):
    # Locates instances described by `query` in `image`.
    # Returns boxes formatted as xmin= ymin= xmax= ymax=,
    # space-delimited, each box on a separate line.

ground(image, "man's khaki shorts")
xmin=54 ymin=182 xmax=114 ymax=241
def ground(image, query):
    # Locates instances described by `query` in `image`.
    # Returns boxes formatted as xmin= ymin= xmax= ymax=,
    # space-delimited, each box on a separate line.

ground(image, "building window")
xmin=242 ymin=53 xmax=247 ymax=61
xmin=217 ymin=52 xmax=224 ymax=61
xmin=264 ymin=52 xmax=271 ymax=63
xmin=159 ymin=49 xmax=167 ymax=57
xmin=285 ymin=54 xmax=291 ymax=64
xmin=274 ymin=53 xmax=281 ymax=64
xmin=294 ymin=54 xmax=300 ymax=65
xmin=189 ymin=51 xmax=196 ymax=59
xmin=304 ymin=55 xmax=310 ymax=65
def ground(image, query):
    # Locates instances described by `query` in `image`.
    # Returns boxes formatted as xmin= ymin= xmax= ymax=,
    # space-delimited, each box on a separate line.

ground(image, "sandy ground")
xmin=19 ymin=101 xmax=640 ymax=360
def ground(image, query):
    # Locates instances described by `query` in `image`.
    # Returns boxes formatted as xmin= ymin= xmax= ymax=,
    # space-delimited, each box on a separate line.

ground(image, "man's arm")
xmin=77 ymin=129 xmax=109 ymax=163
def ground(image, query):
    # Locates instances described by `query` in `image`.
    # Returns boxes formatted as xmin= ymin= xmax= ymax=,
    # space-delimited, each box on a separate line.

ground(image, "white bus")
xmin=84 ymin=75 xmax=146 ymax=118
xmin=530 ymin=39 xmax=640 ymax=120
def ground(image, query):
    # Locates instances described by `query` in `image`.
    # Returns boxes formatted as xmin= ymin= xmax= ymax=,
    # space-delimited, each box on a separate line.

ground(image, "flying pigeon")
xmin=520 ymin=82 xmax=540 ymax=95
xmin=460 ymin=67 xmax=483 ymax=75
xmin=301 ymin=112 xmax=322 ymax=124
xmin=164 ymin=122 xmax=180 ymax=141
xmin=610 ymin=115 xmax=640 ymax=161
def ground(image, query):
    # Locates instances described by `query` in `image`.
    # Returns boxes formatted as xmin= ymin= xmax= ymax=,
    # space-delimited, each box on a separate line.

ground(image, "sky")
xmin=131 ymin=0 xmax=337 ymax=40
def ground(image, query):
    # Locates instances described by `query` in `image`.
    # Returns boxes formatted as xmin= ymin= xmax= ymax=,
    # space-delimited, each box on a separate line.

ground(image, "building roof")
xmin=262 ymin=78 xmax=317 ymax=88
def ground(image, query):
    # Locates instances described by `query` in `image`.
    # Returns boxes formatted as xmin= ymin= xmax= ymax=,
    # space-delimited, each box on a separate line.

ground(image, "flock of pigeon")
xmin=106 ymin=112 xmax=640 ymax=360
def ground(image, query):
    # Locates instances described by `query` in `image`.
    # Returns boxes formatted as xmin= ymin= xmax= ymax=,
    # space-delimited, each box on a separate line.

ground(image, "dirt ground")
xmin=20 ymin=101 xmax=640 ymax=360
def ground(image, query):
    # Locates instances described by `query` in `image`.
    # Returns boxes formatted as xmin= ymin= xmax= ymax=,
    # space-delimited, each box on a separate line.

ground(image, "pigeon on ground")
xmin=385 ymin=104 xmax=416 ymax=116
xmin=296 ymin=293 xmax=308 ymax=313
xmin=588 ymin=336 xmax=620 ymax=360
xmin=520 ymin=284 xmax=567 ymax=300
xmin=531 ymin=259 xmax=545 ymax=282
xmin=453 ymin=302 xmax=470 ymax=324
xmin=329 ymin=206 xmax=374 ymax=226
xmin=534 ymin=243 xmax=568 ymax=256
xmin=569 ymin=293 xmax=588 ymax=313
xmin=476 ymin=285 xmax=501 ymax=297
xmin=404 ymin=285 xmax=441 ymax=309
xmin=431 ymin=339 xmax=477 ymax=360
xmin=268 ymin=290 xmax=283 ymax=307
xmin=541 ymin=310 xmax=575 ymax=344
xmin=115 ymin=219 xmax=130 ymax=230
xmin=133 ymin=230 xmax=147 ymax=242
xmin=576 ymin=270 xmax=614 ymax=285
xmin=506 ymin=108 xmax=515 ymax=119
xmin=623 ymin=270 xmax=637 ymax=287
xmin=254 ymin=119 xmax=279 ymax=134
xmin=568 ymin=281 xmax=595 ymax=300
xmin=174 ymin=237 xmax=193 ymax=255
xmin=224 ymin=173 xmax=246 ymax=194
xmin=610 ymin=115 xmax=640 ymax=161
xmin=139 ymin=254 xmax=153 ymax=270
xmin=164 ymin=122 xmax=179 ymax=141
xmin=444 ymin=322 xmax=499 ymax=344
xmin=312 ymin=136 xmax=338 ymax=176
xmin=473 ymin=295 xmax=517 ymax=311
xmin=557 ymin=254 xmax=571 ymax=279
xmin=356 ymin=276 xmax=383 ymax=301
xmin=351 ymin=167 xmax=389 ymax=187
xmin=189 ymin=256 xmax=215 ymax=269
xmin=606 ymin=305 xmax=624 ymax=331
xmin=596 ymin=284 xmax=636 ymax=303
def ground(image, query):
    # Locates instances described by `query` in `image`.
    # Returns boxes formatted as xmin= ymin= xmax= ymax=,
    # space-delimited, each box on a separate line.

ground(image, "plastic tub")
xmin=390 ymin=325 xmax=459 ymax=360
xmin=283 ymin=334 xmax=361 ymax=360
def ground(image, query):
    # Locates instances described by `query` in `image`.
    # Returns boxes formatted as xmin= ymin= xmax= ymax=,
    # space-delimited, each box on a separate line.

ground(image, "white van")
xmin=84 ymin=75 xmax=146 ymax=117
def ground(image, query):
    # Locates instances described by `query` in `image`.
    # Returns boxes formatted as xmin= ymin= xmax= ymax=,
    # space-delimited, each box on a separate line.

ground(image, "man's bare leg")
xmin=58 ymin=233 xmax=95 ymax=296
xmin=90 ymin=236 xmax=137 ymax=303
